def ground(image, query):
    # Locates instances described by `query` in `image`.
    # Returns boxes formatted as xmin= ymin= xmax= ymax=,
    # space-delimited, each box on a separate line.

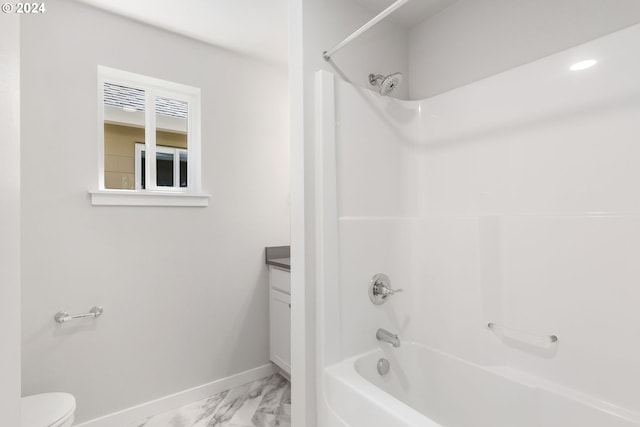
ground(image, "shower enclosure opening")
xmin=315 ymin=22 xmax=640 ymax=427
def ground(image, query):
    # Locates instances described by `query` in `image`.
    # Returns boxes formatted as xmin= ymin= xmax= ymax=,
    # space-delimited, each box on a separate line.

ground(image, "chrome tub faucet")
xmin=376 ymin=328 xmax=400 ymax=348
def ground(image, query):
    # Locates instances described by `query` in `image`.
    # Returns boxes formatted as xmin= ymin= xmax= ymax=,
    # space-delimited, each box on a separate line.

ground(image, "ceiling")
xmin=75 ymin=0 xmax=289 ymax=64
xmin=354 ymin=0 xmax=458 ymax=28
xmin=76 ymin=0 xmax=457 ymax=65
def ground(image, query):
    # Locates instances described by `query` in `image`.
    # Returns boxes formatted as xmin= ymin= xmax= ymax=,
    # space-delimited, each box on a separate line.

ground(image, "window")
xmin=91 ymin=66 xmax=207 ymax=206
xmin=135 ymin=143 xmax=188 ymax=189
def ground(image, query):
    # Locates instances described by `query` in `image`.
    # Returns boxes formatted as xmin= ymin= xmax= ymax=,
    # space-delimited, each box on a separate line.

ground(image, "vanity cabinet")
xmin=269 ymin=266 xmax=291 ymax=375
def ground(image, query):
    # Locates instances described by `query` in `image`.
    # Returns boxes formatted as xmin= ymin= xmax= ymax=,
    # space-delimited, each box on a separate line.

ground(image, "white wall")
xmin=0 ymin=14 xmax=21 ymax=427
xmin=409 ymin=23 xmax=640 ymax=411
xmin=409 ymin=0 xmax=640 ymax=99
xmin=287 ymin=3 xmax=307 ymax=427
xmin=332 ymin=80 xmax=418 ymax=362
xmin=292 ymin=1 xmax=409 ymax=425
xmin=325 ymin=20 xmax=640 ymax=416
xmin=20 ymin=0 xmax=289 ymax=423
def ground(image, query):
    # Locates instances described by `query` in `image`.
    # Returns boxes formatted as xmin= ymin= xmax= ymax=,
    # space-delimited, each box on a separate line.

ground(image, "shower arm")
xmin=322 ymin=0 xmax=410 ymax=61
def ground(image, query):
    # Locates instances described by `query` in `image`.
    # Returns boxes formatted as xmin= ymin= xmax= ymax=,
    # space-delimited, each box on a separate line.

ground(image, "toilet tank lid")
xmin=22 ymin=392 xmax=76 ymax=427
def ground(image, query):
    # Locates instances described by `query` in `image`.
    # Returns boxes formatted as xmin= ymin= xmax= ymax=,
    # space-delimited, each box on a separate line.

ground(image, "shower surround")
xmin=316 ymin=23 xmax=640 ymax=427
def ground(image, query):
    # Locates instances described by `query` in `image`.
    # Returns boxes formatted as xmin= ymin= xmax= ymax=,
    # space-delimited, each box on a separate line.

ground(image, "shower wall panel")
xmin=411 ymin=23 xmax=640 ymax=413
xmin=333 ymin=79 xmax=418 ymax=360
xmin=408 ymin=0 xmax=640 ymax=99
xmin=329 ymin=23 xmax=640 ymax=414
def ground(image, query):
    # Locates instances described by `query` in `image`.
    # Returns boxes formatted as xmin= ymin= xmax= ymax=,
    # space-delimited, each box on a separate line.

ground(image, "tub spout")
xmin=376 ymin=328 xmax=400 ymax=348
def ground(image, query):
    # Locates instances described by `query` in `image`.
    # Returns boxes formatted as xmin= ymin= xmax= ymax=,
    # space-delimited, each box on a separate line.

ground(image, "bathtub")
xmin=323 ymin=343 xmax=640 ymax=427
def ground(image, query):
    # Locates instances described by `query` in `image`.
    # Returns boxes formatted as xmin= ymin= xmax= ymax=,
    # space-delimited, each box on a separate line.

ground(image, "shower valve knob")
xmin=369 ymin=273 xmax=403 ymax=305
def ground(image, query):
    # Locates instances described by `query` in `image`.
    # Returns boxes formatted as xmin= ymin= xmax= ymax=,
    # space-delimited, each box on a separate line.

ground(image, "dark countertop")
xmin=265 ymin=245 xmax=290 ymax=271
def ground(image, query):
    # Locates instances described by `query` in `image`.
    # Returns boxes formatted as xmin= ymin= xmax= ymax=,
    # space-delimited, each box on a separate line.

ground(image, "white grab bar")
xmin=55 ymin=306 xmax=104 ymax=323
xmin=488 ymin=322 xmax=558 ymax=343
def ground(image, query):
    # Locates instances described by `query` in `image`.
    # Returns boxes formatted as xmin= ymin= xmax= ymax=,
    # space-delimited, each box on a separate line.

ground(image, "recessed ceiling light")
xmin=122 ymin=106 xmax=136 ymax=112
xmin=570 ymin=59 xmax=597 ymax=71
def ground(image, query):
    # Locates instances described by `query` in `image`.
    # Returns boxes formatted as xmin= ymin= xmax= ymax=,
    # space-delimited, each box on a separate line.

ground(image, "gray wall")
xmin=409 ymin=0 xmax=640 ymax=99
xmin=20 ymin=0 xmax=290 ymax=422
xmin=0 ymin=14 xmax=21 ymax=427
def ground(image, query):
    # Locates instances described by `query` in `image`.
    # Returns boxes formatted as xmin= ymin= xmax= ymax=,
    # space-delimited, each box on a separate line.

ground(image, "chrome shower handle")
xmin=369 ymin=273 xmax=403 ymax=305
xmin=378 ymin=284 xmax=403 ymax=296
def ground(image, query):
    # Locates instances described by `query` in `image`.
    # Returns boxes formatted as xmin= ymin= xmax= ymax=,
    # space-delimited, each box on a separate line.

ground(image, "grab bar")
xmin=54 ymin=306 xmax=104 ymax=323
xmin=487 ymin=322 xmax=558 ymax=343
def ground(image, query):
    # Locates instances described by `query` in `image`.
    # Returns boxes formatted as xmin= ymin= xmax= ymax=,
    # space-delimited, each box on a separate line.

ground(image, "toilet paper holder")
xmin=54 ymin=306 xmax=104 ymax=323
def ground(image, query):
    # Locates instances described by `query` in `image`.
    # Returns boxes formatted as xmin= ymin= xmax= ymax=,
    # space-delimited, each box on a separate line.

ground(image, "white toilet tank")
xmin=21 ymin=392 xmax=76 ymax=427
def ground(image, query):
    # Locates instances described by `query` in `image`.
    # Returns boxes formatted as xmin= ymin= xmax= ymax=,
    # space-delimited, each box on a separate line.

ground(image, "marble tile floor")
xmin=129 ymin=373 xmax=291 ymax=427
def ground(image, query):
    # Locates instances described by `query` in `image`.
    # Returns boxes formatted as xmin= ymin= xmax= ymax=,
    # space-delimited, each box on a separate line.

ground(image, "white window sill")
xmin=89 ymin=190 xmax=209 ymax=207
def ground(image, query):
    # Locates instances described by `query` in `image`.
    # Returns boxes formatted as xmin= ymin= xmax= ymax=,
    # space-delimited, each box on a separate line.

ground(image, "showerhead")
xmin=369 ymin=72 xmax=403 ymax=96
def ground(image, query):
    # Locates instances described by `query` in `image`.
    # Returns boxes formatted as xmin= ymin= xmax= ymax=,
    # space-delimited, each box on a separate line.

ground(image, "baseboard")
xmin=75 ymin=364 xmax=276 ymax=427
xmin=275 ymin=366 xmax=291 ymax=382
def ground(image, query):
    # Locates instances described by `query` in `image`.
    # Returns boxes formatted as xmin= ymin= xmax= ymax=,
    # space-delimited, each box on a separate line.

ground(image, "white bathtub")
xmin=324 ymin=343 xmax=640 ymax=427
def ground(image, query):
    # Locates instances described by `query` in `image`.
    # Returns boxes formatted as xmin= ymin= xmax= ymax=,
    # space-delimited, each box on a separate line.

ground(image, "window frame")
xmin=91 ymin=66 xmax=208 ymax=207
xmin=135 ymin=143 xmax=188 ymax=190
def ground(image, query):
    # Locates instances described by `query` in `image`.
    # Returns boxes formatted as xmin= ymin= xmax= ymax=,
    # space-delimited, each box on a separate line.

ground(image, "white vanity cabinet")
xmin=269 ymin=266 xmax=291 ymax=375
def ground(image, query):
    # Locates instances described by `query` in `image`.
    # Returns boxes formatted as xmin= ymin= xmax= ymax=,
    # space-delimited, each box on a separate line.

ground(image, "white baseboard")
xmin=75 ymin=364 xmax=276 ymax=427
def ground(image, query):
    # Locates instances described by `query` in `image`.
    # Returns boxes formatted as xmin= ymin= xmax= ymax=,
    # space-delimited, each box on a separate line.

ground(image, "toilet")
xmin=21 ymin=392 xmax=76 ymax=427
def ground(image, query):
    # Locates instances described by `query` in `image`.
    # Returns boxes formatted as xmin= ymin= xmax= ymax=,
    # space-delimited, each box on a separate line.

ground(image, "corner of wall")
xmin=0 ymin=12 xmax=22 ymax=427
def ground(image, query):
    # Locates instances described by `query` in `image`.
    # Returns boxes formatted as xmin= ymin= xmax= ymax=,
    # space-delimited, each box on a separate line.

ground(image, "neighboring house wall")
xmin=104 ymin=124 xmax=187 ymax=189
